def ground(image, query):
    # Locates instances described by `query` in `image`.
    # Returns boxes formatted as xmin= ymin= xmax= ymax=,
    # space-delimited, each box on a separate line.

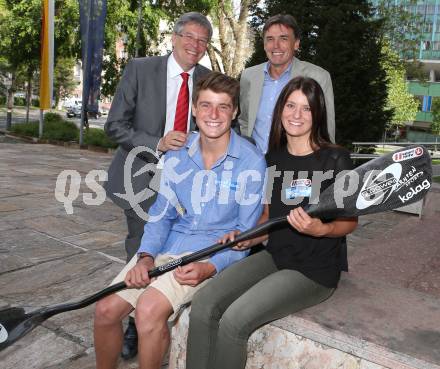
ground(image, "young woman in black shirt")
xmin=186 ymin=77 xmax=358 ymax=369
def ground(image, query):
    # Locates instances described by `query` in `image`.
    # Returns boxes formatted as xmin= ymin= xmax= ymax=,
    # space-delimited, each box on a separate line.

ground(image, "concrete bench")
xmin=167 ymin=203 xmax=440 ymax=369
xmin=167 ymin=274 xmax=440 ymax=369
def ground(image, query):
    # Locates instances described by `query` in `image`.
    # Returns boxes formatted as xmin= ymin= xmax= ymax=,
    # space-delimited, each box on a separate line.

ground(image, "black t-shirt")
xmin=265 ymin=145 xmax=353 ymax=288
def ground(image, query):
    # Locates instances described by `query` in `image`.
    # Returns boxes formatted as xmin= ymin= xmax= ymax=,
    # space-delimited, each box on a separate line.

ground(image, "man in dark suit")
xmin=104 ymin=12 xmax=212 ymax=360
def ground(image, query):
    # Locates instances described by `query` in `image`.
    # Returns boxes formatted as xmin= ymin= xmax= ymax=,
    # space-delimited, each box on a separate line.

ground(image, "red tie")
xmin=174 ymin=72 xmax=190 ymax=132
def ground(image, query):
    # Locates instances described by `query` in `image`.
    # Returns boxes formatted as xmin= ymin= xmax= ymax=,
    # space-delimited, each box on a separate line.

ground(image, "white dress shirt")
xmin=165 ymin=53 xmax=195 ymax=134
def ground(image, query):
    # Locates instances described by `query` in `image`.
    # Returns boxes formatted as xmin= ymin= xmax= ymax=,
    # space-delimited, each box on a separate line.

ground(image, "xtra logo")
xmin=356 ymin=163 xmax=402 ymax=210
xmin=392 ymin=147 xmax=423 ymax=162
xmin=398 ymin=179 xmax=431 ymax=204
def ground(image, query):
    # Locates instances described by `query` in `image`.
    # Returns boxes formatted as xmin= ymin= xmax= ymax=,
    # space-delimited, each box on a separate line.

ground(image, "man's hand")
xmin=124 ymin=256 xmax=155 ymax=288
xmin=287 ymin=207 xmax=331 ymax=237
xmin=173 ymin=262 xmax=216 ymax=287
xmin=158 ymin=131 xmax=188 ymax=152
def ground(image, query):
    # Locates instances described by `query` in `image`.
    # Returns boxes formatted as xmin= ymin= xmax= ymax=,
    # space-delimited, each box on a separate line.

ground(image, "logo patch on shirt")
xmin=285 ymin=179 xmax=312 ymax=199
xmin=215 ymin=179 xmax=240 ymax=191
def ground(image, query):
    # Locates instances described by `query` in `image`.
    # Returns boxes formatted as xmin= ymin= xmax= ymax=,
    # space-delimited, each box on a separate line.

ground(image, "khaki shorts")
xmin=111 ymin=253 xmax=210 ymax=321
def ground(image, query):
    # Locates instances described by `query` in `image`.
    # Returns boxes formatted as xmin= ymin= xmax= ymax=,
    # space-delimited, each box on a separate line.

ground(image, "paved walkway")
xmin=0 ymin=134 xmax=439 ymax=368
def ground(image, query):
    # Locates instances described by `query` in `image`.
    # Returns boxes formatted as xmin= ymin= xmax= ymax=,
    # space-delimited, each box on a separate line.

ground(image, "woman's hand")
xmin=287 ymin=207 xmax=331 ymax=237
xmin=218 ymin=230 xmax=253 ymax=251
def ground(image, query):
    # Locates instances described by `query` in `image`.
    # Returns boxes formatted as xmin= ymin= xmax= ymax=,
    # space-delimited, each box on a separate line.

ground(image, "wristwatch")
xmin=137 ymin=252 xmax=154 ymax=262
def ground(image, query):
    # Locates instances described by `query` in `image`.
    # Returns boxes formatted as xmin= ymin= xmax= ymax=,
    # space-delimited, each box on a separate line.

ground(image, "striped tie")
xmin=174 ymin=72 xmax=190 ymax=132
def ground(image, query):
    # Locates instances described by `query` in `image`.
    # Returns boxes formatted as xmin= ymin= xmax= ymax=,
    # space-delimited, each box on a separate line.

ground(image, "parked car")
xmin=66 ymin=105 xmax=82 ymax=118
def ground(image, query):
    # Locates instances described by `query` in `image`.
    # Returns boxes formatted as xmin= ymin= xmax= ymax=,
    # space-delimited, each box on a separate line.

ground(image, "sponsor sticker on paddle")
xmin=0 ymin=323 xmax=8 ymax=343
xmin=356 ymin=163 xmax=402 ymax=210
xmin=392 ymin=147 xmax=423 ymax=162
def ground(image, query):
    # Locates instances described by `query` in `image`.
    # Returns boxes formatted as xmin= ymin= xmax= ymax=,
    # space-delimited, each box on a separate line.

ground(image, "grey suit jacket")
xmin=238 ymin=57 xmax=335 ymax=143
xmin=104 ymin=55 xmax=210 ymax=210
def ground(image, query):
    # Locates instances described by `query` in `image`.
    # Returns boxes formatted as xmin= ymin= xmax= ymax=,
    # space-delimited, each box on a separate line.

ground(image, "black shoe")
xmin=121 ymin=317 xmax=138 ymax=360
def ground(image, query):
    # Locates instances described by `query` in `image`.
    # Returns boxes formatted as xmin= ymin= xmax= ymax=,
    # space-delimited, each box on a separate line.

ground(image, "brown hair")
xmin=268 ymin=76 xmax=331 ymax=152
xmin=263 ymin=14 xmax=301 ymax=40
xmin=193 ymin=71 xmax=240 ymax=109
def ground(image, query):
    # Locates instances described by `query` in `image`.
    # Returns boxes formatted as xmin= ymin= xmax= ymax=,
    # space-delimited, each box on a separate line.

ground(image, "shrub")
xmin=10 ymin=121 xmax=40 ymax=137
xmin=84 ymin=127 xmax=118 ymax=149
xmin=10 ymin=113 xmax=78 ymax=142
xmin=9 ymin=113 xmax=117 ymax=150
xmin=14 ymin=97 xmax=26 ymax=106
xmin=0 ymin=95 xmax=6 ymax=105
xmin=42 ymin=113 xmax=79 ymax=141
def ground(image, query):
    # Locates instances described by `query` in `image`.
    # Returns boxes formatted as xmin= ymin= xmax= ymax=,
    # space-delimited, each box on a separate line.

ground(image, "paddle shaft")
xmin=42 ymin=215 xmax=287 ymax=316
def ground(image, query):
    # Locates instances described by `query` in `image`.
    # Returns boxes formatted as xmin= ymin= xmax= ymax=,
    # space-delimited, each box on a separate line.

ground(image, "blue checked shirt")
xmin=137 ymin=130 xmax=266 ymax=273
xmin=252 ymin=62 xmax=293 ymax=153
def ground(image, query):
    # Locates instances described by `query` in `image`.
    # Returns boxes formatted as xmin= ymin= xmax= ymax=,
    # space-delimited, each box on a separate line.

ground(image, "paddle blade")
xmin=307 ymin=145 xmax=432 ymax=218
xmin=0 ymin=307 xmax=47 ymax=351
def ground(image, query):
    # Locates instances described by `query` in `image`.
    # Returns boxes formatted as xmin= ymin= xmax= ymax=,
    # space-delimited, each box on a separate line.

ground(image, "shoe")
xmin=121 ymin=317 xmax=138 ymax=360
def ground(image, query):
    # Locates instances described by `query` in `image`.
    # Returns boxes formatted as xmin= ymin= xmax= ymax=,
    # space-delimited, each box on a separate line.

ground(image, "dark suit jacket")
xmin=104 ymin=55 xmax=210 ymax=210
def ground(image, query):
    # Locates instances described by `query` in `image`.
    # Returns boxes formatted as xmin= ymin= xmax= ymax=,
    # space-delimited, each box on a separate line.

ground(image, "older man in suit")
xmin=104 ymin=12 xmax=212 ymax=359
xmin=239 ymin=14 xmax=335 ymax=153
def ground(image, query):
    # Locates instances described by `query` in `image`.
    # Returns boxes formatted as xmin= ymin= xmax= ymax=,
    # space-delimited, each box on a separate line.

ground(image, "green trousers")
xmin=186 ymin=250 xmax=334 ymax=369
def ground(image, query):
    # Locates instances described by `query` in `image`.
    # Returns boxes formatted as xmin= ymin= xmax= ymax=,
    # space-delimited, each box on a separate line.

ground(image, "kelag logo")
xmin=356 ymin=163 xmax=402 ymax=210
xmin=398 ymin=179 xmax=431 ymax=204
xmin=392 ymin=147 xmax=423 ymax=162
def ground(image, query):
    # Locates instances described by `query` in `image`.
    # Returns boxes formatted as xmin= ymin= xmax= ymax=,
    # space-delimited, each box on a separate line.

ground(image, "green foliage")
xmin=9 ymin=112 xmax=117 ymax=148
xmin=431 ymin=98 xmax=440 ymax=135
xmin=10 ymin=120 xmax=39 ymax=136
xmin=382 ymin=43 xmax=418 ymax=127
xmin=41 ymin=113 xmax=79 ymax=141
xmin=54 ymin=57 xmax=78 ymax=106
xmin=373 ymin=0 xmax=422 ymax=60
xmin=10 ymin=113 xmax=79 ymax=141
xmin=0 ymin=0 xmax=79 ymax=112
xmin=250 ymin=0 xmax=391 ymax=146
xmin=13 ymin=97 xmax=26 ymax=106
xmin=84 ymin=127 xmax=118 ymax=148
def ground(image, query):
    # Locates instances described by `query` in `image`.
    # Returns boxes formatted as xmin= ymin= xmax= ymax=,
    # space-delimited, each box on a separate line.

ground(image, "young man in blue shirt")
xmin=93 ymin=72 xmax=266 ymax=369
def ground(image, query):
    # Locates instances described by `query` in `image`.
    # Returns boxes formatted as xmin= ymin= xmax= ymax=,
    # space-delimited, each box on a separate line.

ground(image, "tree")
xmin=207 ymin=0 xmax=257 ymax=77
xmin=382 ymin=43 xmax=418 ymax=135
xmin=430 ymin=98 xmax=440 ymax=135
xmin=250 ymin=0 xmax=391 ymax=146
xmin=53 ymin=57 xmax=77 ymax=108
xmin=0 ymin=0 xmax=79 ymax=121
xmin=373 ymin=0 xmax=426 ymax=82
xmin=0 ymin=0 xmax=41 ymax=121
xmin=373 ymin=0 xmax=422 ymax=60
xmin=100 ymin=0 xmax=166 ymax=97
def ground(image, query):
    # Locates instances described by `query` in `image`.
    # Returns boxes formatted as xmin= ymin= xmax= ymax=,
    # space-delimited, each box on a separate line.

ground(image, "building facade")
xmin=371 ymin=0 xmax=440 ymax=139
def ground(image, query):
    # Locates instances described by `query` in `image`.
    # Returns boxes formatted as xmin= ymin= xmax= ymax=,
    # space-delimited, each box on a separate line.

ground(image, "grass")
xmin=433 ymin=176 xmax=440 ymax=184
xmin=9 ymin=112 xmax=117 ymax=149
xmin=374 ymin=147 xmax=394 ymax=154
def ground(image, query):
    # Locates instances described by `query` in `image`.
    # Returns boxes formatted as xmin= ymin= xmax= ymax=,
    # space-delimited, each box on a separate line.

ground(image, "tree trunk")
xmin=207 ymin=45 xmax=221 ymax=72
xmin=214 ymin=0 xmax=254 ymax=78
xmin=26 ymin=70 xmax=32 ymax=124
xmin=6 ymin=73 xmax=15 ymax=111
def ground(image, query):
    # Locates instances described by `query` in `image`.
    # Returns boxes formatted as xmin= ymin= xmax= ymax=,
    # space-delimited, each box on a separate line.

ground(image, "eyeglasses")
xmin=176 ymin=33 xmax=209 ymax=47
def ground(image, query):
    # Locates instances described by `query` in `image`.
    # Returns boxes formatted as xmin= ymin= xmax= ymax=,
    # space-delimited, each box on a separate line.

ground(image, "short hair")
xmin=193 ymin=72 xmax=240 ymax=109
xmin=268 ymin=77 xmax=330 ymax=152
xmin=173 ymin=12 xmax=213 ymax=40
xmin=263 ymin=14 xmax=301 ymax=40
